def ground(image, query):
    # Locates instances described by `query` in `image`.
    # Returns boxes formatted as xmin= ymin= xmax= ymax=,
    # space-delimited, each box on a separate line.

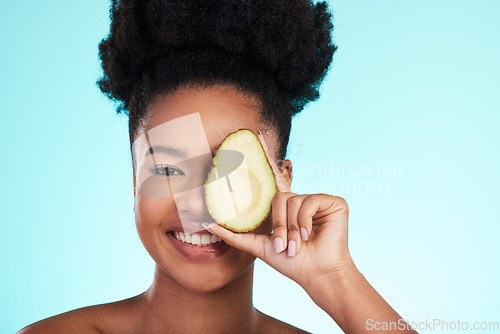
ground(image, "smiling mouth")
xmin=166 ymin=231 xmax=222 ymax=246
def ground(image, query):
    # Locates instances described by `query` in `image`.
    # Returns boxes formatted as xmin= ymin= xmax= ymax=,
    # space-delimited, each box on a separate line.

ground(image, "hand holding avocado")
xmin=203 ymin=129 xmax=353 ymax=291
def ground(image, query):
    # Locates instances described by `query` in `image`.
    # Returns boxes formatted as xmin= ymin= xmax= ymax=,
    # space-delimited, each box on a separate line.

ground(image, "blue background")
xmin=1 ymin=1 xmax=498 ymax=333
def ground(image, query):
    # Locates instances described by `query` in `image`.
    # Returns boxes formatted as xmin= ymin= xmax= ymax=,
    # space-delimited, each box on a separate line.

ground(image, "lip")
xmin=166 ymin=231 xmax=231 ymax=260
xmin=166 ymin=223 xmax=214 ymax=235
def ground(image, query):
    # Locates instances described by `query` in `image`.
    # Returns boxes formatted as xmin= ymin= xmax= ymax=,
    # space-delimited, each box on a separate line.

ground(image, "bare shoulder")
xmin=257 ymin=309 xmax=311 ymax=334
xmin=16 ymin=306 xmax=102 ymax=334
xmin=17 ymin=294 xmax=143 ymax=334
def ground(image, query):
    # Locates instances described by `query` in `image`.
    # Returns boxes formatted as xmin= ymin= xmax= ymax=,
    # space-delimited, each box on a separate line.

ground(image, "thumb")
xmin=202 ymin=223 xmax=266 ymax=258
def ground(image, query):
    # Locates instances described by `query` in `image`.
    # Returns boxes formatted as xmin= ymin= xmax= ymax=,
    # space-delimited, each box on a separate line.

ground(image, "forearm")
xmin=305 ymin=259 xmax=418 ymax=334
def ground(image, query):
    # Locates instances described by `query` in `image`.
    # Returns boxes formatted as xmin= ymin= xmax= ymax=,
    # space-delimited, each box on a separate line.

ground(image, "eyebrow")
xmin=145 ymin=145 xmax=187 ymax=159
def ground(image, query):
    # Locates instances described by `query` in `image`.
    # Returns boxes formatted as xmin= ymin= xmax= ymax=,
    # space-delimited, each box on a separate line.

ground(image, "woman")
xmin=18 ymin=0 xmax=417 ymax=333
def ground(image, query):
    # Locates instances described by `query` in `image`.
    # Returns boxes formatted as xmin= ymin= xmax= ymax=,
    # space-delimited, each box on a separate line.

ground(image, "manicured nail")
xmin=273 ymin=237 xmax=284 ymax=253
xmin=300 ymin=227 xmax=308 ymax=241
xmin=202 ymin=223 xmax=217 ymax=234
xmin=287 ymin=240 xmax=296 ymax=257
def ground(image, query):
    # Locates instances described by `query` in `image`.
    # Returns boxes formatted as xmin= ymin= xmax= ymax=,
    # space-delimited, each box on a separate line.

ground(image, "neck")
xmin=136 ymin=263 xmax=259 ymax=333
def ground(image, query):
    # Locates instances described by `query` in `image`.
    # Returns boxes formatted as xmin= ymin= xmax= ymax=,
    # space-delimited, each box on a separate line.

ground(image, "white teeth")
xmin=191 ymin=233 xmax=201 ymax=246
xmin=201 ymin=234 xmax=210 ymax=246
xmin=172 ymin=231 xmax=222 ymax=246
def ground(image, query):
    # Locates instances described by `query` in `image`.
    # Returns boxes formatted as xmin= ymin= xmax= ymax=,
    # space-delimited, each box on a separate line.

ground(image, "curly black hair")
xmin=97 ymin=0 xmax=337 ymax=164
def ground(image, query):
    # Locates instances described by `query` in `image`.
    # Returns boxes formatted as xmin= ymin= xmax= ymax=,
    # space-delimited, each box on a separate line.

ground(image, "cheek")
xmin=135 ymin=194 xmax=177 ymax=236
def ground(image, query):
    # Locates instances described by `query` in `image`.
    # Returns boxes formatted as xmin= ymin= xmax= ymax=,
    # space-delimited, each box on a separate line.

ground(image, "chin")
xmin=160 ymin=258 xmax=255 ymax=293
xmin=181 ymin=278 xmax=232 ymax=293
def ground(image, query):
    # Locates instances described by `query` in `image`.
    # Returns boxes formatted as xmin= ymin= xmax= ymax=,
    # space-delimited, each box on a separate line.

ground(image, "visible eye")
xmin=150 ymin=164 xmax=185 ymax=176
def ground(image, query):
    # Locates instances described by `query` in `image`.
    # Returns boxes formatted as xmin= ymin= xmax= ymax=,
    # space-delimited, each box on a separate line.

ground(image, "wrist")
xmin=302 ymin=254 xmax=358 ymax=290
xmin=301 ymin=256 xmax=363 ymax=312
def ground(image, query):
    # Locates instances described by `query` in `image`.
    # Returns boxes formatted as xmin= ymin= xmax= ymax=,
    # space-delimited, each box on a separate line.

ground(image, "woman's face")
xmin=132 ymin=84 xmax=281 ymax=292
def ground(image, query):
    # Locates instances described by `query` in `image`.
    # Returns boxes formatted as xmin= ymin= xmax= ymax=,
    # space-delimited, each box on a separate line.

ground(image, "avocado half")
xmin=204 ymin=129 xmax=277 ymax=232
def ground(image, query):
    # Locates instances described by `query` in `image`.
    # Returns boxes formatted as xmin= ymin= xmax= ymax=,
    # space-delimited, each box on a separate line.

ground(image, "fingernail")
xmin=273 ymin=237 xmax=284 ymax=253
xmin=300 ymin=227 xmax=308 ymax=241
xmin=202 ymin=223 xmax=217 ymax=230
xmin=201 ymin=224 xmax=212 ymax=234
xmin=287 ymin=240 xmax=296 ymax=257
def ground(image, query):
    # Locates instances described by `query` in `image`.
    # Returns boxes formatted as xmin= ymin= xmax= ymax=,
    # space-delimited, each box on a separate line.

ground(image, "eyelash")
xmin=150 ymin=164 xmax=185 ymax=176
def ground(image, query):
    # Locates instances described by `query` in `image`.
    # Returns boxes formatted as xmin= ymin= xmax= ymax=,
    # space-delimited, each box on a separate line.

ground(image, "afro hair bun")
xmin=97 ymin=0 xmax=337 ymax=116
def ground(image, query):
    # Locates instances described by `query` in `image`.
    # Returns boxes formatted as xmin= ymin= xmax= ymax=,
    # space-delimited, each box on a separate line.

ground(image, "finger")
xmin=271 ymin=192 xmax=296 ymax=254
xmin=296 ymin=195 xmax=316 ymax=241
xmin=202 ymin=223 xmax=268 ymax=259
xmin=299 ymin=194 xmax=349 ymax=225
xmin=286 ymin=194 xmax=308 ymax=256
xmin=257 ymin=131 xmax=291 ymax=193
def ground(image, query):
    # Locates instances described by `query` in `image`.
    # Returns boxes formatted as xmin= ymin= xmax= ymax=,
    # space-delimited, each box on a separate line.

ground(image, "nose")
xmin=171 ymin=153 xmax=215 ymax=223
xmin=175 ymin=184 xmax=210 ymax=219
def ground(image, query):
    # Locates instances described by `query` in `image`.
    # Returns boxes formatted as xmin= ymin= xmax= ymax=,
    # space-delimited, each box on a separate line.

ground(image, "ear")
xmin=133 ymin=168 xmax=136 ymax=198
xmin=278 ymin=159 xmax=293 ymax=188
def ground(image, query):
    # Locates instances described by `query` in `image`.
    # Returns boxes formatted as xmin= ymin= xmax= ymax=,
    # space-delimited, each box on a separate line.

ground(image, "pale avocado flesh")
xmin=204 ymin=129 xmax=277 ymax=232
